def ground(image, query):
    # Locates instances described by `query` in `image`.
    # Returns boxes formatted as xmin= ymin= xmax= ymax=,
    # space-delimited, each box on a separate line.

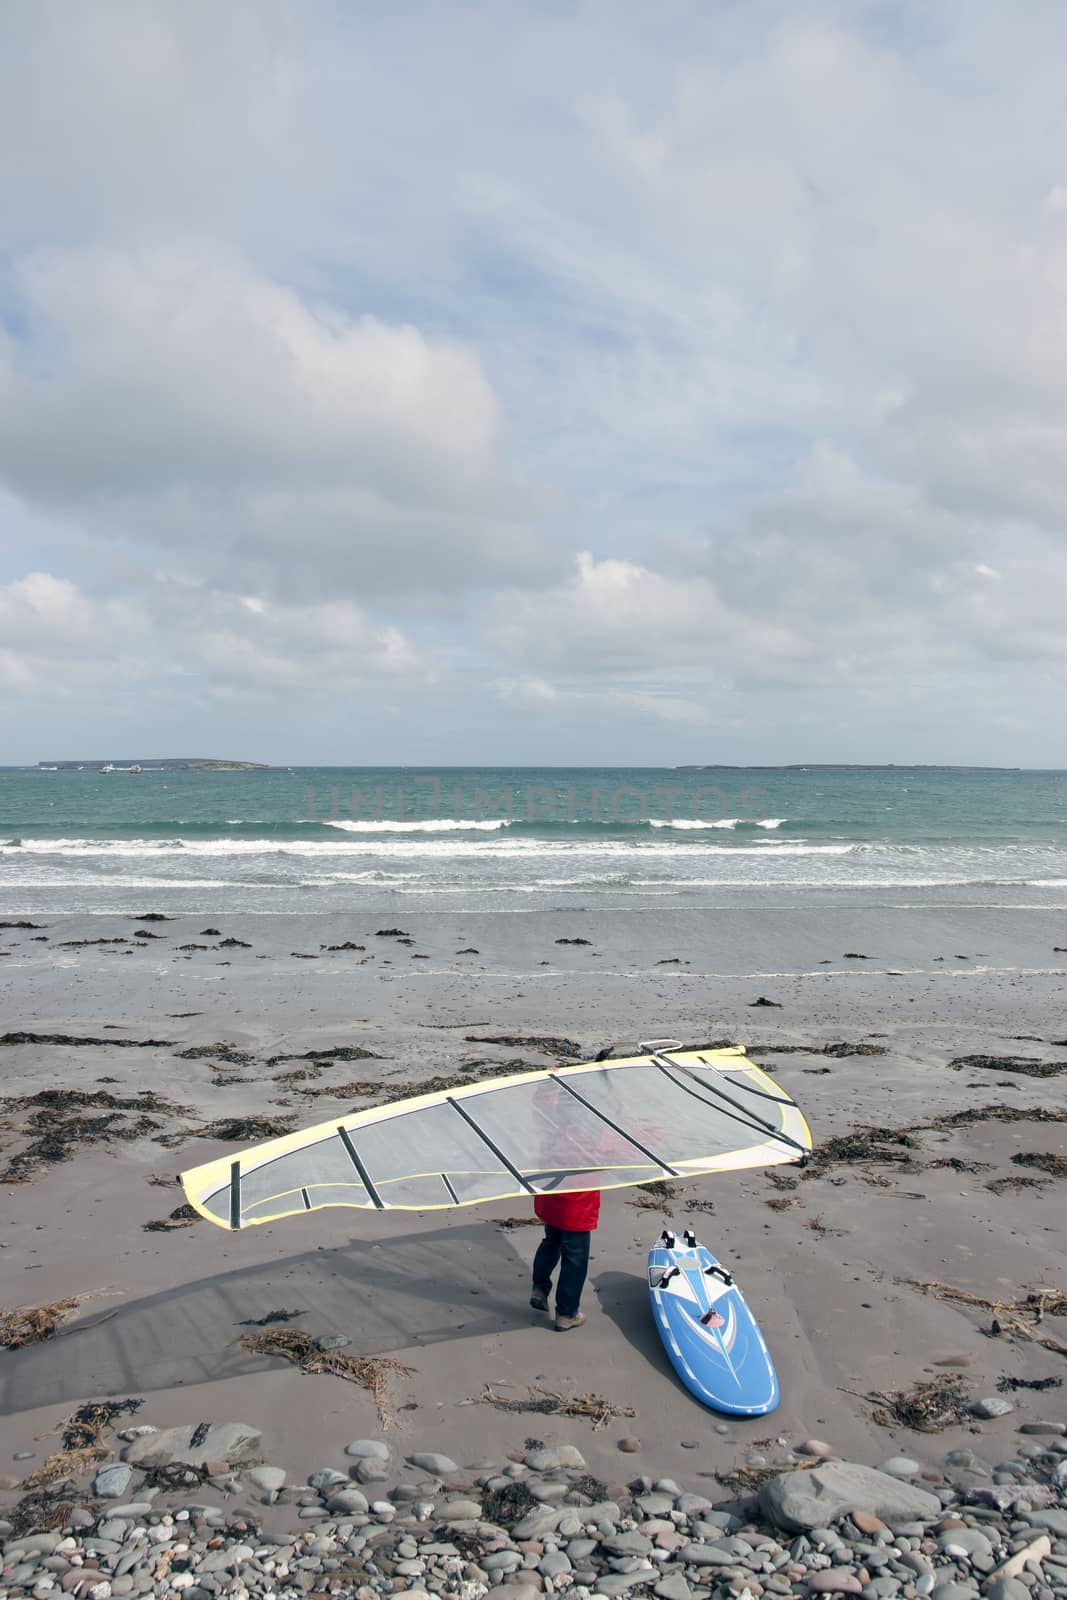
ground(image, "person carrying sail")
xmin=529 ymin=1188 xmax=600 ymax=1330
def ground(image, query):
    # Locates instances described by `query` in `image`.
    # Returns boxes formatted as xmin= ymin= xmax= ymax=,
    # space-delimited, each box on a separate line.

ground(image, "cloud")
xmin=1 ymin=2 xmax=1066 ymax=761
xmin=0 ymin=570 xmax=426 ymax=704
xmin=0 ymin=247 xmax=557 ymax=602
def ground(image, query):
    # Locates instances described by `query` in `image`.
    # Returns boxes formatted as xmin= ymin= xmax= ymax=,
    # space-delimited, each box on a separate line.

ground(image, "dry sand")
xmin=0 ymin=908 xmax=1064 ymax=1502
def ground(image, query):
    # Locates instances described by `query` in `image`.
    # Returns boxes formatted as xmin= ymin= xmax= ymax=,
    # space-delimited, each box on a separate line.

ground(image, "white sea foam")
xmin=0 ymin=836 xmax=856 ymax=859
xmin=322 ymin=817 xmax=508 ymax=832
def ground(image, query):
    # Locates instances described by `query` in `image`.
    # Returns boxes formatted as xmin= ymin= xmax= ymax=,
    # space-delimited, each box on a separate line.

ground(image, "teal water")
xmin=2 ymin=765 xmax=1066 ymax=914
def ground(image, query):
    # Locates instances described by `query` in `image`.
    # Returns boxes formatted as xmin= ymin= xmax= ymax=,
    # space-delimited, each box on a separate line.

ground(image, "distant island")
xmin=39 ymin=759 xmax=269 ymax=771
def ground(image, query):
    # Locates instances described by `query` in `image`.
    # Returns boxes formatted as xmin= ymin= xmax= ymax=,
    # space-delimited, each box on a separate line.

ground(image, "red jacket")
xmin=534 ymin=1189 xmax=601 ymax=1232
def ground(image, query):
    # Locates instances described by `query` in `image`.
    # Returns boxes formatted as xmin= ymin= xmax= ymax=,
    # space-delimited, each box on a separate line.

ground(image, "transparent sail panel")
xmin=463 ymin=1076 xmax=670 ymax=1180
xmin=351 ymin=1100 xmax=511 ymax=1204
xmin=531 ymin=1162 xmax=664 ymax=1192
xmin=240 ymin=1136 xmax=368 ymax=1220
xmin=563 ymin=1064 xmax=770 ymax=1165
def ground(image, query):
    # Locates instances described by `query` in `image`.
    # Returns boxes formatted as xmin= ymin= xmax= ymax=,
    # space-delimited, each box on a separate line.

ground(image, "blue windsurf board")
xmin=648 ymin=1226 xmax=779 ymax=1415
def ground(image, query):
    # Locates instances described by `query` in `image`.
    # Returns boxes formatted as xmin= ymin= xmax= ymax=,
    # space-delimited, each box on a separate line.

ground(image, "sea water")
xmin=1 ymin=764 xmax=1066 ymax=915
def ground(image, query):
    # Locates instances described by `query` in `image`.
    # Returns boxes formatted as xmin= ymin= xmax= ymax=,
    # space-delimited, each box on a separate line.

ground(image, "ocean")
xmin=1 ymin=764 xmax=1066 ymax=916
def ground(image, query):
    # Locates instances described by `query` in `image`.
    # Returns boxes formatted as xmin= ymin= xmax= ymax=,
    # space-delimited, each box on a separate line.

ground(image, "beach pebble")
xmin=618 ymin=1438 xmax=641 ymax=1453
xmin=878 ymin=1459 xmax=923 ymax=1479
xmin=123 ymin=1423 xmax=261 ymax=1468
xmin=654 ymin=1576 xmax=692 ymax=1600
xmin=802 ymin=1441 xmax=835 ymax=1459
xmin=524 ymin=1445 xmax=587 ymax=1471
xmin=313 ymin=1332 xmax=349 ymax=1350
xmin=851 ymin=1511 xmax=890 ymax=1537
xmin=1022 ymin=1509 xmax=1067 ymax=1535
xmin=353 ymin=1457 xmax=390 ymax=1484
xmin=345 ymin=1439 xmax=390 ymax=1459
xmin=1018 ymin=1422 xmax=1065 ymax=1436
xmin=984 ymin=1581 xmax=1031 ymax=1600
xmin=93 ymin=1465 xmax=133 ymax=1499
xmin=937 ymin=1528 xmax=992 ymax=1557
xmin=760 ymin=1463 xmax=940 ymax=1532
xmin=325 ymin=1489 xmax=369 ymax=1515
xmin=808 ymin=1569 xmax=865 ymax=1592
xmin=246 ymin=1466 xmax=286 ymax=1493
xmin=970 ymin=1398 xmax=1014 ymax=1420
xmin=407 ymin=1452 xmax=458 ymax=1475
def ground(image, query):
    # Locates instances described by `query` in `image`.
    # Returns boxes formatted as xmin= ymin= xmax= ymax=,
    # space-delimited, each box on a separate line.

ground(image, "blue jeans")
xmin=532 ymin=1226 xmax=590 ymax=1318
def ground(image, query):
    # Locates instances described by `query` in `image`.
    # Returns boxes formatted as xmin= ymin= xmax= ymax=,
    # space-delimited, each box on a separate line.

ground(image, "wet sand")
xmin=0 ymin=908 xmax=1065 ymax=1499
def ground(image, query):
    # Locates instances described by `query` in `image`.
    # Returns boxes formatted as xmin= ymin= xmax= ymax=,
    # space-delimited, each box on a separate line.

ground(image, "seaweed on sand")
xmin=480 ymin=1479 xmax=538 ymax=1525
xmin=950 ymin=1055 xmax=1067 ymax=1078
xmin=997 ymin=1373 xmax=1062 ymax=1392
xmin=156 ymin=1114 xmax=295 ymax=1148
xmin=495 ymin=1215 xmax=541 ymax=1229
xmin=294 ymin=1078 xmax=383 ymax=1100
xmin=0 ymin=1031 xmax=174 ymax=1048
xmin=174 ymin=1043 xmax=254 ymax=1065
xmin=1012 ymin=1151 xmax=1067 ymax=1177
xmin=627 ymin=1179 xmax=678 ymax=1211
xmin=1 ymin=1105 xmax=170 ymax=1182
xmin=237 ymin=1308 xmax=307 ymax=1325
xmin=20 ymin=1398 xmax=143 ymax=1492
xmin=864 ymin=1374 xmax=972 ymax=1432
xmin=804 ymin=1126 xmax=920 ymax=1177
xmin=910 ymin=1281 xmax=1067 ymax=1356
xmin=465 ymin=1034 xmax=582 ymax=1059
xmin=0 ymin=1296 xmax=89 ymax=1349
xmin=986 ymin=1175 xmax=1048 ymax=1195
xmin=474 ymin=1383 xmax=634 ymax=1431
xmin=239 ymin=1329 xmax=413 ymax=1426
xmin=142 ymin=1204 xmax=199 ymax=1232
xmin=266 ymin=1044 xmax=381 ymax=1066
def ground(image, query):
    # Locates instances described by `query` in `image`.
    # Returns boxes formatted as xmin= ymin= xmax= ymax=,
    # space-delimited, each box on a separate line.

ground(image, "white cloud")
xmin=1 ymin=2 xmax=1066 ymax=761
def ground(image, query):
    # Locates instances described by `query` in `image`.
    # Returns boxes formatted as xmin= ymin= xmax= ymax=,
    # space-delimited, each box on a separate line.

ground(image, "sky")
xmin=1 ymin=0 xmax=1066 ymax=767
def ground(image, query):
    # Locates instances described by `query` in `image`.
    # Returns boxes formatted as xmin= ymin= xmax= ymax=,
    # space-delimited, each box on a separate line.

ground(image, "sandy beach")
xmin=1 ymin=907 xmax=1064 ymax=1512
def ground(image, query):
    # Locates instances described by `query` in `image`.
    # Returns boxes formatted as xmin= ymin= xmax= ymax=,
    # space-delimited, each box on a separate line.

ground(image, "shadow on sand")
xmin=0 ymin=1223 xmax=529 ymax=1413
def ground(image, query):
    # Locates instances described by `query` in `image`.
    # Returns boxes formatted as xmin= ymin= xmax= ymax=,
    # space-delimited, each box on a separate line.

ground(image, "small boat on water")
xmin=98 ymin=763 xmax=114 ymax=774
xmin=129 ymin=764 xmax=143 ymax=774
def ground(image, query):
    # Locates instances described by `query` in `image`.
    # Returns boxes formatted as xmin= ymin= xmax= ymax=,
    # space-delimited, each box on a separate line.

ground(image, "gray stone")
xmin=524 ymin=1444 xmax=587 ymax=1471
xmin=603 ymin=1531 xmax=653 ymax=1556
xmin=676 ymin=1493 xmax=714 ymax=1517
xmin=122 ymin=1422 xmax=261 ymax=1468
xmin=407 ymin=1453 xmax=458 ymax=1475
xmin=985 ymin=1581 xmax=1032 ymax=1600
xmin=313 ymin=1333 xmax=349 ymax=1350
xmin=325 ymin=1489 xmax=369 ymax=1515
xmin=878 ymin=1458 xmax=923 ymax=1479
xmin=655 ymin=1577 xmax=692 ymax=1600
xmin=482 ymin=1550 xmax=522 ymax=1572
xmin=937 ymin=1528 xmax=992 ymax=1558
xmin=680 ymin=1542 xmax=736 ymax=1566
xmin=635 ymin=1493 xmax=676 ymax=1517
xmin=1022 ymin=1510 xmax=1067 ymax=1536
xmin=354 ymin=1458 xmax=390 ymax=1485
xmin=308 ymin=1468 xmax=347 ymax=1490
xmin=247 ymin=1466 xmax=287 ymax=1493
xmin=597 ymin=1575 xmax=656 ymax=1596
xmin=758 ymin=1462 xmax=940 ymax=1533
xmin=511 ymin=1505 xmax=565 ymax=1538
xmin=344 ymin=1440 xmax=390 ymax=1460
xmin=539 ymin=1551 xmax=572 ymax=1577
xmin=929 ymin=1585 xmax=979 ymax=1600
xmin=93 ymin=1465 xmax=134 ymax=1499
xmin=436 ymin=1498 xmax=482 ymax=1521
xmin=970 ymin=1398 xmax=1015 ymax=1421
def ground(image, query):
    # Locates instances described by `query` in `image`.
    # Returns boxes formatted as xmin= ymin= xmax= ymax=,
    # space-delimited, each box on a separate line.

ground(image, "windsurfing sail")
xmin=179 ymin=1044 xmax=812 ymax=1232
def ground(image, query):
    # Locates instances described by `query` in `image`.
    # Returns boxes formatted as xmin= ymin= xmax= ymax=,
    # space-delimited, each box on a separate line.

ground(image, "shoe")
xmin=529 ymin=1288 xmax=549 ymax=1312
xmin=554 ymin=1312 xmax=586 ymax=1331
